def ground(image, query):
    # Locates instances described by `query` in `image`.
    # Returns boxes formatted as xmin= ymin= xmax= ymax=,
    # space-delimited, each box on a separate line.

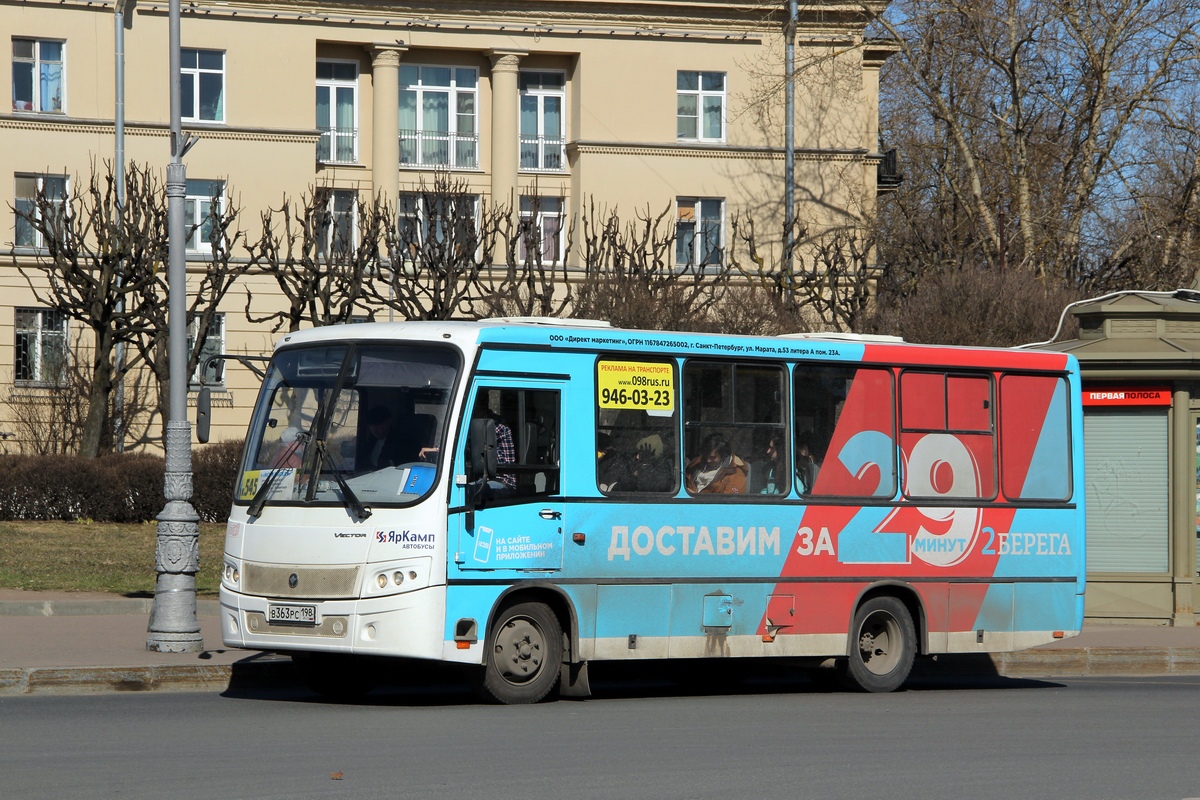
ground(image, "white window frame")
xmin=518 ymin=196 xmax=565 ymax=264
xmin=519 ymin=71 xmax=566 ymax=172
xmin=188 ymin=313 xmax=225 ymax=388
xmin=14 ymin=173 xmax=68 ymax=249
xmin=316 ymin=60 xmax=359 ymax=164
xmin=185 ymin=179 xmax=225 ymax=254
xmin=676 ymin=70 xmax=726 ymax=143
xmin=14 ymin=307 xmax=68 ymax=387
xmin=12 ymin=38 xmax=65 ymax=114
xmin=399 ymin=65 xmax=479 ymax=170
xmin=675 ymin=197 xmax=724 ymax=268
xmin=181 ymin=48 xmax=224 ymax=123
xmin=317 ymin=189 xmax=358 ymax=257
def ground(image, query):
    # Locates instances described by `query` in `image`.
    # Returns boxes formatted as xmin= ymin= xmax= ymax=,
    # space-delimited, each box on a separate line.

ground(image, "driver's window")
xmin=468 ymin=387 xmax=560 ymax=498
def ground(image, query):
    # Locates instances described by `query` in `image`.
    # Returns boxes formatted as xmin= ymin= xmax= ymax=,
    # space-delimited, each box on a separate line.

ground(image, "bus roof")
xmin=272 ymin=318 xmax=1075 ymax=373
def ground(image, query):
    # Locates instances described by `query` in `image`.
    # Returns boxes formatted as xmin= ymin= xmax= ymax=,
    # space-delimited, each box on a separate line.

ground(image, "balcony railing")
xmin=317 ymin=127 xmax=358 ymax=164
xmin=400 ymin=129 xmax=479 ymax=170
xmin=520 ymin=135 xmax=567 ymax=172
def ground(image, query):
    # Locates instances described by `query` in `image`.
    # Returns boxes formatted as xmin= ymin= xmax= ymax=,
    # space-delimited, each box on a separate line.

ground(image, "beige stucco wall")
xmin=0 ymin=0 xmax=891 ymax=452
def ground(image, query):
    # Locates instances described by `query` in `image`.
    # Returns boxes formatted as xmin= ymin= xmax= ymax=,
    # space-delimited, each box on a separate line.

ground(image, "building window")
xmin=188 ymin=313 xmax=225 ymax=387
xmin=399 ymin=66 xmax=478 ymax=169
xmin=181 ymin=48 xmax=224 ymax=122
xmin=518 ymin=197 xmax=564 ymax=263
xmin=397 ymin=192 xmax=478 ymax=262
xmin=677 ymin=71 xmax=724 ymax=141
xmin=519 ymin=72 xmax=565 ymax=171
xmin=185 ymin=179 xmax=225 ymax=253
xmin=14 ymin=174 xmax=68 ymax=249
xmin=317 ymin=189 xmax=356 ymax=257
xmin=14 ymin=307 xmax=68 ymax=386
xmin=316 ymin=61 xmax=359 ymax=164
xmin=12 ymin=38 xmax=64 ymax=114
xmin=675 ymin=198 xmax=723 ymax=267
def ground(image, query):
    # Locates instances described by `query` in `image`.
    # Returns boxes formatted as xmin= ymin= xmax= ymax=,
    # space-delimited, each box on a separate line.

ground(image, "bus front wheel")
xmin=844 ymin=596 xmax=916 ymax=693
xmin=480 ymin=602 xmax=563 ymax=704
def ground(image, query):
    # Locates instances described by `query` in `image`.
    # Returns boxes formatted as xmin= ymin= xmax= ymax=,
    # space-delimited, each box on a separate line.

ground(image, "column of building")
xmin=369 ymin=44 xmax=406 ymax=212
xmin=488 ymin=49 xmax=526 ymax=212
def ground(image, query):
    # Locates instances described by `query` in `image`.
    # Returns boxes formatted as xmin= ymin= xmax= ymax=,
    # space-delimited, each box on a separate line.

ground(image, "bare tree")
xmin=873 ymin=0 xmax=1200 ymax=285
xmin=3 ymin=339 xmax=155 ymax=455
xmin=245 ymin=187 xmax=380 ymax=332
xmin=365 ymin=173 xmax=507 ymax=321
xmin=9 ymin=162 xmax=164 ymax=456
xmin=571 ymin=200 xmax=730 ymax=331
xmin=482 ymin=193 xmax=574 ymax=319
xmin=128 ymin=186 xmax=252 ymax=432
xmin=727 ymin=211 xmax=878 ymax=332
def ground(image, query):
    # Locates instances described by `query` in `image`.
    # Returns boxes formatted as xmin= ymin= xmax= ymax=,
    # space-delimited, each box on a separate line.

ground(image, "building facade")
xmin=2 ymin=0 xmax=894 ymax=447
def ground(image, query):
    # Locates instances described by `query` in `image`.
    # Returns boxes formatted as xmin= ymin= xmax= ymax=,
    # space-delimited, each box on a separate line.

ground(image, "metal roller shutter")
xmin=1084 ymin=410 xmax=1169 ymax=572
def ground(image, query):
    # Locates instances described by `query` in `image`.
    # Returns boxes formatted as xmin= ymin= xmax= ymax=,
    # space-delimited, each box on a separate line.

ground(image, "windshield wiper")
xmin=317 ymin=441 xmax=372 ymax=521
xmin=247 ymin=430 xmax=308 ymax=518
xmin=298 ymin=346 xmax=371 ymax=521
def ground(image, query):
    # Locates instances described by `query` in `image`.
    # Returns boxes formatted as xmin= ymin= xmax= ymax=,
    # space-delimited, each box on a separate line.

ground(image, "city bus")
xmin=216 ymin=319 xmax=1085 ymax=702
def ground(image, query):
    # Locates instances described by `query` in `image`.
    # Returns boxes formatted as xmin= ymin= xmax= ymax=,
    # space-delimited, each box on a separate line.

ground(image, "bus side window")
xmin=794 ymin=365 xmax=895 ymax=498
xmin=595 ymin=358 xmax=680 ymax=495
xmin=682 ymin=360 xmax=786 ymax=495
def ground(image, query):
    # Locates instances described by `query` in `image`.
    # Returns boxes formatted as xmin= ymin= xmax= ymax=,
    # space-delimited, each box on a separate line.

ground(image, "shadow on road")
xmin=221 ymin=652 xmax=1064 ymax=707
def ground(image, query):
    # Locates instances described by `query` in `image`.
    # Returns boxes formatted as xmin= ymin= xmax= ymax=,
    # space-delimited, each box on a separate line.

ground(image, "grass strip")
xmin=0 ymin=521 xmax=224 ymax=596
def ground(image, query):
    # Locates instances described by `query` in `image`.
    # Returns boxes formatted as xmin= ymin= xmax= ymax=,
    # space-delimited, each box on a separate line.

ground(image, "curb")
xmin=918 ymin=647 xmax=1200 ymax=680
xmin=0 ymin=654 xmax=296 ymax=696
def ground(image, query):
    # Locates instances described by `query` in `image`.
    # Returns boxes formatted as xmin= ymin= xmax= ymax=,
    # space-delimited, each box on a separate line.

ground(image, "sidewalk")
xmin=0 ymin=589 xmax=292 ymax=695
xmin=2 ymin=588 xmax=1200 ymax=695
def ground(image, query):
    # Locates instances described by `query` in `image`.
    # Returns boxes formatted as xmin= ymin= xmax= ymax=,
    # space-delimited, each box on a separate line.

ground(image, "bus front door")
xmin=454 ymin=383 xmax=564 ymax=572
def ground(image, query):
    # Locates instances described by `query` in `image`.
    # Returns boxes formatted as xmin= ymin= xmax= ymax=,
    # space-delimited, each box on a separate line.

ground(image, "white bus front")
xmin=219 ymin=336 xmax=462 ymax=681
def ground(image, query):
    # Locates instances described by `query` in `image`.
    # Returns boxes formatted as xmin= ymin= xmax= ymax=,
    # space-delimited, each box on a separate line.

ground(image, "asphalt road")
xmin=3 ymin=671 xmax=1200 ymax=800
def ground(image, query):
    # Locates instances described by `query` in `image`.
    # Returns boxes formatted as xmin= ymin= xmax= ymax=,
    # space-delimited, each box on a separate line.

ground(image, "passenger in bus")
xmin=470 ymin=401 xmax=517 ymax=497
xmin=685 ymin=432 xmax=748 ymax=494
xmin=757 ymin=434 xmax=787 ymax=495
xmin=632 ymin=434 xmax=675 ymax=492
xmin=796 ymin=430 xmax=821 ymax=494
xmin=596 ymin=433 xmax=628 ymax=492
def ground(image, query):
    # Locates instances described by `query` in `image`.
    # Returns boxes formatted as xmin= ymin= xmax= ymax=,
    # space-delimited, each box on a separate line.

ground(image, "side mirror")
xmin=466 ymin=417 xmax=498 ymax=482
xmin=196 ymin=387 xmax=211 ymax=443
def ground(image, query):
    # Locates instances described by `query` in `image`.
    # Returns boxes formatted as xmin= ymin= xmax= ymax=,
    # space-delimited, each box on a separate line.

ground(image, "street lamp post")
xmin=783 ymin=0 xmax=797 ymax=287
xmin=147 ymin=0 xmax=202 ymax=653
xmin=114 ymin=0 xmax=131 ymax=453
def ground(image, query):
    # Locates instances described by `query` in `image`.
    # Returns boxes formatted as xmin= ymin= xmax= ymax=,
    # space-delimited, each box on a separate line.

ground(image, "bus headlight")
xmin=222 ymin=561 xmax=240 ymax=589
xmin=365 ymin=557 xmax=432 ymax=597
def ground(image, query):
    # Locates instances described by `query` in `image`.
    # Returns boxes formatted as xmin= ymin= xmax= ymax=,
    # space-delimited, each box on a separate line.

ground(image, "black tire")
xmin=291 ymin=652 xmax=381 ymax=700
xmin=480 ymin=602 xmax=563 ymax=704
xmin=844 ymin=596 xmax=916 ymax=693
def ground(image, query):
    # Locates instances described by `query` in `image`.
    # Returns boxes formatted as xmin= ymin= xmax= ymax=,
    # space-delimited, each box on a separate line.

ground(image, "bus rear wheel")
xmin=480 ymin=602 xmax=563 ymax=704
xmin=844 ymin=596 xmax=916 ymax=693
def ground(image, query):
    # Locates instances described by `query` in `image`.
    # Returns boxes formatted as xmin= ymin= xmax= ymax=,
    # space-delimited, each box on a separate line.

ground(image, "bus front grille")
xmin=242 ymin=563 xmax=362 ymax=599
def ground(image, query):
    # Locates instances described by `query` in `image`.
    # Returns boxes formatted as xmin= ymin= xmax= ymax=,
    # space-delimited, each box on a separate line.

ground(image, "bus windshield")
xmin=237 ymin=342 xmax=460 ymax=510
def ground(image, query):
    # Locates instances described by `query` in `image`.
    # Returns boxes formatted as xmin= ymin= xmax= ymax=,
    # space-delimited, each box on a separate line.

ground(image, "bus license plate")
xmin=269 ymin=604 xmax=316 ymax=626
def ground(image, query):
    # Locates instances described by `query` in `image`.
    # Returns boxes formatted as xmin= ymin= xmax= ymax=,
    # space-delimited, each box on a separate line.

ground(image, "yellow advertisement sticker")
xmin=597 ymin=360 xmax=674 ymax=411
